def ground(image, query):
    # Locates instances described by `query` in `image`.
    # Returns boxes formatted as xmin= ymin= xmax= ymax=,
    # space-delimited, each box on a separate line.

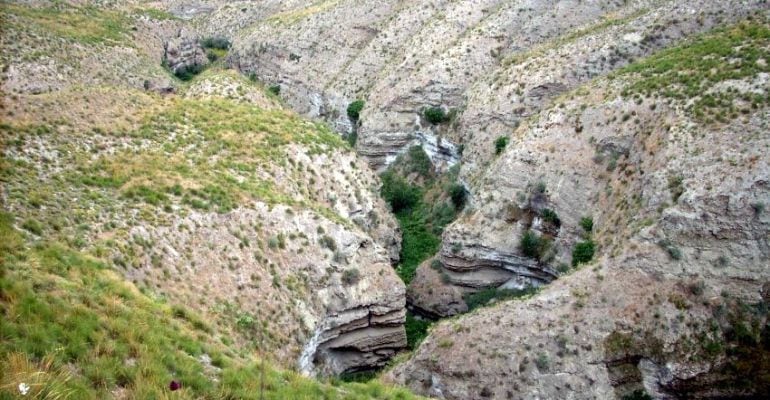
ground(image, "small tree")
xmin=448 ymin=183 xmax=467 ymax=210
xmin=347 ymin=100 xmax=365 ymax=120
xmin=572 ymin=240 xmax=595 ymax=266
xmin=494 ymin=136 xmax=509 ymax=154
xmin=424 ymin=107 xmax=447 ymax=124
xmin=520 ymin=230 xmax=542 ymax=258
xmin=579 ymin=216 xmax=594 ymax=233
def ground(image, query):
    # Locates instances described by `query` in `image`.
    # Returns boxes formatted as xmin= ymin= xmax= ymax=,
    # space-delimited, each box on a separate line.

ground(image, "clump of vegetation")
xmin=668 ymin=175 xmax=685 ymax=202
xmin=519 ymin=230 xmax=551 ymax=260
xmin=380 ymin=171 xmax=421 ymax=213
xmin=423 ymin=107 xmax=448 ymax=124
xmin=464 ymin=286 xmax=538 ymax=312
xmin=579 ymin=216 xmax=594 ymax=233
xmin=405 ymin=313 xmax=432 ymax=350
xmin=406 ymin=146 xmax=433 ymax=177
xmin=173 ymin=63 xmax=206 ymax=81
xmin=494 ymin=136 xmax=509 ymax=155
xmin=658 ymin=239 xmax=682 ymax=260
xmin=571 ymin=240 xmax=595 ymax=266
xmin=268 ymin=85 xmax=281 ymax=96
xmin=341 ymin=268 xmax=360 ymax=285
xmin=448 ymin=183 xmax=467 ymax=210
xmin=346 ymin=100 xmax=365 ymax=121
xmin=319 ymin=235 xmax=337 ymax=251
xmin=200 ymin=36 xmax=231 ymax=50
xmin=540 ymin=208 xmax=561 ymax=227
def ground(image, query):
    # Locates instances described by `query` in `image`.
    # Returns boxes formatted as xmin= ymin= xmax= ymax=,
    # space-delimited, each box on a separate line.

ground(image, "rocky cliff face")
xmin=388 ymin=16 xmax=770 ymax=398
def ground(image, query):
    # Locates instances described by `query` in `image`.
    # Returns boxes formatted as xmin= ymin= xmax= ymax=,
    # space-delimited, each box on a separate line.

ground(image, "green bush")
xmin=380 ymin=171 xmax=421 ymax=213
xmin=319 ymin=235 xmax=337 ymax=251
xmin=405 ymin=313 xmax=432 ymax=349
xmin=520 ymin=230 xmax=544 ymax=258
xmin=580 ymin=216 xmax=594 ymax=233
xmin=406 ymin=146 xmax=432 ymax=177
xmin=423 ymin=107 xmax=447 ymax=124
xmin=464 ymin=287 xmax=537 ymax=312
xmin=494 ymin=136 xmax=509 ymax=154
xmin=268 ymin=85 xmax=281 ymax=96
xmin=200 ymin=36 xmax=231 ymax=50
xmin=346 ymin=100 xmax=365 ymax=120
xmin=21 ymin=218 xmax=43 ymax=235
xmin=572 ymin=240 xmax=595 ymax=266
xmin=174 ymin=63 xmax=205 ymax=81
xmin=541 ymin=208 xmax=561 ymax=227
xmin=448 ymin=183 xmax=467 ymax=210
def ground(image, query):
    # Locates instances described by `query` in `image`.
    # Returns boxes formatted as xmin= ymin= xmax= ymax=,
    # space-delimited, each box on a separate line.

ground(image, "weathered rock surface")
xmin=388 ymin=17 xmax=770 ymax=398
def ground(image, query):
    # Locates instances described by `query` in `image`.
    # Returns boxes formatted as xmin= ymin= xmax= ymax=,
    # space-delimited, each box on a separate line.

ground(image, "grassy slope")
xmin=0 ymin=214 xmax=424 ymax=399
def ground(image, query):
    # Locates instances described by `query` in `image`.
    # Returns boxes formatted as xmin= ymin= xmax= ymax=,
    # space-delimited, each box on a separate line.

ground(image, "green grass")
xmin=0 ymin=212 xmax=424 ymax=399
xmin=463 ymin=287 xmax=539 ymax=312
xmin=2 ymin=4 xmax=129 ymax=45
xmin=404 ymin=313 xmax=432 ymax=350
xmin=620 ymin=19 xmax=770 ymax=123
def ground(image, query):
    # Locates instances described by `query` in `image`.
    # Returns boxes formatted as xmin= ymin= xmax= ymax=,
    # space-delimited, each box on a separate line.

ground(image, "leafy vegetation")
xmin=2 ymin=4 xmax=129 ymax=45
xmin=405 ymin=314 xmax=432 ymax=350
xmin=571 ymin=240 xmax=595 ymax=266
xmin=620 ymin=20 xmax=770 ymax=123
xmin=0 ymin=213 xmax=423 ymax=399
xmin=347 ymin=100 xmax=365 ymax=120
xmin=448 ymin=183 xmax=467 ymax=210
xmin=423 ymin=107 xmax=447 ymax=124
xmin=494 ymin=136 xmax=509 ymax=155
xmin=579 ymin=216 xmax=594 ymax=233
xmin=519 ymin=230 xmax=552 ymax=261
xmin=380 ymin=153 xmax=462 ymax=283
xmin=464 ymin=287 xmax=538 ymax=312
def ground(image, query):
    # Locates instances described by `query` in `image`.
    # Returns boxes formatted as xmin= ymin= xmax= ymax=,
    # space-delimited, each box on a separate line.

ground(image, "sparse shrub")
xmin=341 ymin=268 xmax=360 ymax=285
xmin=668 ymin=175 xmax=685 ymax=202
xmin=319 ymin=235 xmax=337 ymax=251
xmin=494 ymin=136 xmax=509 ymax=155
xmin=751 ymin=202 xmax=765 ymax=216
xmin=571 ymin=240 xmax=595 ymax=266
xmin=406 ymin=146 xmax=432 ymax=177
xmin=200 ymin=36 xmax=231 ymax=50
xmin=535 ymin=181 xmax=547 ymax=194
xmin=464 ymin=287 xmax=537 ymax=312
xmin=535 ymin=353 xmax=550 ymax=372
xmin=541 ymin=208 xmax=561 ymax=227
xmin=268 ymin=85 xmax=281 ymax=96
xmin=405 ymin=313 xmax=432 ymax=349
xmin=448 ymin=183 xmax=467 ymax=210
xmin=520 ymin=230 xmax=541 ymax=258
xmin=346 ymin=100 xmax=365 ymax=120
xmin=430 ymin=259 xmax=443 ymax=270
xmin=658 ymin=239 xmax=682 ymax=260
xmin=580 ymin=216 xmax=594 ymax=233
xmin=380 ymin=171 xmax=421 ymax=213
xmin=423 ymin=107 xmax=447 ymax=124
xmin=21 ymin=219 xmax=43 ymax=235
xmin=173 ymin=63 xmax=205 ymax=81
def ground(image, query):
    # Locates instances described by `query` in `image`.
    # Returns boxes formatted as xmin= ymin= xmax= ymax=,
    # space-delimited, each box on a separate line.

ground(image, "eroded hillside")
xmin=2 ymin=0 xmax=770 ymax=399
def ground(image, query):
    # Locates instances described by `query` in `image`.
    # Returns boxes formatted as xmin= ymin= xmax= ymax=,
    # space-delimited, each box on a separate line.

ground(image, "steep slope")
xmin=1 ymin=0 xmax=409 ymax=381
xmin=200 ymin=0 xmax=766 ymax=171
xmin=0 ymin=213 xmax=424 ymax=399
xmin=388 ymin=20 xmax=770 ymax=399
